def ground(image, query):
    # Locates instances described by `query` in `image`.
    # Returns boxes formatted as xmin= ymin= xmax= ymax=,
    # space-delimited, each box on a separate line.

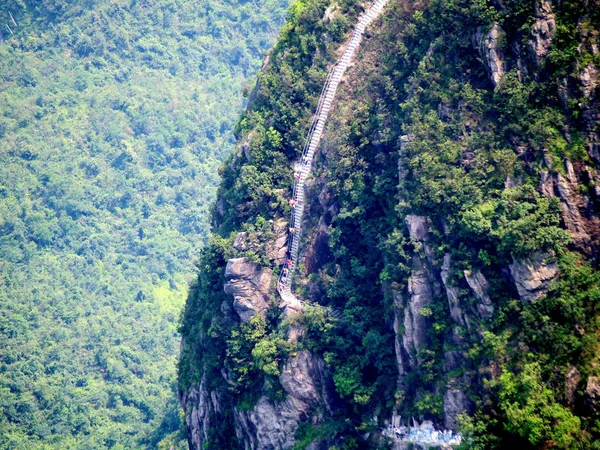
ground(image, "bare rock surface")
xmin=267 ymin=218 xmax=290 ymax=263
xmin=529 ymin=0 xmax=556 ymax=67
xmin=224 ymin=257 xmax=272 ymax=322
xmin=509 ymin=251 xmax=558 ymax=302
xmin=403 ymin=256 xmax=435 ymax=366
xmin=392 ymin=287 xmax=408 ymax=384
xmin=440 ymin=254 xmax=467 ymax=327
xmin=405 ymin=214 xmax=429 ymax=241
xmin=579 ymin=63 xmax=599 ymax=98
xmin=180 ymin=373 xmax=225 ymax=450
xmin=565 ymin=366 xmax=581 ymax=407
xmin=474 ymin=23 xmax=506 ymax=86
xmin=234 ymin=351 xmax=331 ymax=450
xmin=443 ymin=388 xmax=468 ymax=430
xmin=397 ymin=216 xmax=441 ymax=371
xmin=586 ymin=376 xmax=600 ymax=413
xmin=538 ymin=165 xmax=595 ymax=251
xmin=464 ymin=270 xmax=494 ymax=319
xmin=233 ymin=232 xmax=249 ymax=251
xmin=556 ymin=173 xmax=590 ymax=242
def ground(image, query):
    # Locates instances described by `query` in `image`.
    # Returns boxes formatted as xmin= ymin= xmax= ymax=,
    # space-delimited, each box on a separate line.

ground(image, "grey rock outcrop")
xmin=268 ymin=220 xmax=290 ymax=264
xmin=464 ymin=270 xmax=494 ymax=319
xmin=392 ymin=287 xmax=408 ymax=385
xmin=565 ymin=366 xmax=581 ymax=407
xmin=579 ymin=63 xmax=598 ymax=99
xmin=234 ymin=351 xmax=332 ymax=450
xmin=180 ymin=373 xmax=226 ymax=450
xmin=405 ymin=214 xmax=429 ymax=241
xmin=224 ymin=257 xmax=272 ymax=322
xmin=438 ymin=255 xmax=472 ymax=430
xmin=575 ymin=60 xmax=600 ymax=163
xmin=529 ymin=0 xmax=556 ymax=68
xmin=233 ymin=232 xmax=249 ymax=251
xmin=393 ymin=222 xmax=475 ymax=431
xmin=400 ymin=216 xmax=439 ymax=367
xmin=586 ymin=376 xmax=600 ymax=413
xmin=403 ymin=255 xmax=436 ymax=365
xmin=443 ymin=388 xmax=468 ymax=430
xmin=232 ymin=218 xmax=289 ymax=264
xmin=440 ymin=254 xmax=467 ymax=328
xmin=538 ymin=161 xmax=596 ymax=252
xmin=556 ymin=173 xmax=590 ymax=243
xmin=474 ymin=23 xmax=507 ymax=87
xmin=186 ymin=227 xmax=333 ymax=450
xmin=509 ymin=251 xmax=559 ymax=302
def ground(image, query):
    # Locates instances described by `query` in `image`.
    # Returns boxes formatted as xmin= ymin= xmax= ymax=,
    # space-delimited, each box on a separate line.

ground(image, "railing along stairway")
xmin=277 ymin=0 xmax=390 ymax=309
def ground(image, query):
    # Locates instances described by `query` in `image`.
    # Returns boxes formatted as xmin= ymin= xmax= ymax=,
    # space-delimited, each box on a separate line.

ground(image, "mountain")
xmin=178 ymin=0 xmax=600 ymax=448
xmin=0 ymin=0 xmax=289 ymax=448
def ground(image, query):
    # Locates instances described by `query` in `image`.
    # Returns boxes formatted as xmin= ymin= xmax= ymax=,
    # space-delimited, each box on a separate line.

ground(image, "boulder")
xmin=529 ymin=0 xmax=556 ymax=68
xmin=474 ymin=23 xmax=506 ymax=87
xmin=224 ymin=257 xmax=272 ymax=322
xmin=509 ymin=251 xmax=558 ymax=302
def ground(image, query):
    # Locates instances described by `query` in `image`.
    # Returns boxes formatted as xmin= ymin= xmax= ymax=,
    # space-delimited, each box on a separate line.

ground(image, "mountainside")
xmin=179 ymin=0 xmax=600 ymax=448
xmin=0 ymin=0 xmax=289 ymax=448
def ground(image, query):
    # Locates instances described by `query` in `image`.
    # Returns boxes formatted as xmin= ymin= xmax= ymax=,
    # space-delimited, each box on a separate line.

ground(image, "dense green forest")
xmin=0 ymin=0 xmax=290 ymax=448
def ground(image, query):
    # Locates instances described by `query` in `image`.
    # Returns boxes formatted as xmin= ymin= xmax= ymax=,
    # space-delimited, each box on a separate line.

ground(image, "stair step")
xmin=280 ymin=0 xmax=389 ymax=306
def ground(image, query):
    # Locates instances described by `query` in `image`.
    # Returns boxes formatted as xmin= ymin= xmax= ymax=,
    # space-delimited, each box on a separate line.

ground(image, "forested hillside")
xmin=0 ymin=0 xmax=289 ymax=448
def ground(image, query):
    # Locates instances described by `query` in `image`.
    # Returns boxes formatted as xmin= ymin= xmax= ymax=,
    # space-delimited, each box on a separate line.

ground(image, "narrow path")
xmin=275 ymin=5 xmax=465 ymax=446
xmin=277 ymin=0 xmax=389 ymax=310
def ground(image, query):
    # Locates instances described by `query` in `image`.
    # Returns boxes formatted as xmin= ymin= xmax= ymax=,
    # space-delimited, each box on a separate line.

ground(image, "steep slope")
xmin=0 ymin=0 xmax=289 ymax=448
xmin=179 ymin=0 xmax=600 ymax=448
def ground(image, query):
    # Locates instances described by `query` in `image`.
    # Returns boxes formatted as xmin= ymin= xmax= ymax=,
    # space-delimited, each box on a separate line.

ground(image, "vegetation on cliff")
xmin=179 ymin=0 xmax=599 ymax=448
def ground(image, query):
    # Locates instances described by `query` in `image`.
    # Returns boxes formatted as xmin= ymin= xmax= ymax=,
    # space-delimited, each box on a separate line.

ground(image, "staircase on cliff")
xmin=277 ymin=0 xmax=390 ymax=309
xmin=275 ymin=2 xmax=464 ymax=446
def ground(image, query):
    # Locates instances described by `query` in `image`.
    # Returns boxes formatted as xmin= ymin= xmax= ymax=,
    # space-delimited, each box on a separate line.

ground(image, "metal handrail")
xmin=277 ymin=0 xmax=390 ymax=301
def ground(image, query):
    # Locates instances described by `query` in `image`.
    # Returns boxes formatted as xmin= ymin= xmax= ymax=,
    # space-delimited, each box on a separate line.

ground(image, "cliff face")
xmin=179 ymin=0 xmax=600 ymax=448
xmin=179 ymin=218 xmax=336 ymax=449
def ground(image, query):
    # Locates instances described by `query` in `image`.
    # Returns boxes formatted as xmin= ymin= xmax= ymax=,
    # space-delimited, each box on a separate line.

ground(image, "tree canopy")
xmin=0 ymin=0 xmax=289 ymax=447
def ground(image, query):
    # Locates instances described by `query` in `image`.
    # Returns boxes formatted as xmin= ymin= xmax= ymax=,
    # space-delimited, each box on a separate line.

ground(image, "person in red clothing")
xmin=289 ymin=199 xmax=296 ymax=208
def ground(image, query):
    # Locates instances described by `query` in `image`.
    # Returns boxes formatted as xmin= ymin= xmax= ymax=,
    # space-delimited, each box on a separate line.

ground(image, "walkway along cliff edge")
xmin=274 ymin=2 xmax=464 ymax=446
xmin=277 ymin=0 xmax=390 ymax=310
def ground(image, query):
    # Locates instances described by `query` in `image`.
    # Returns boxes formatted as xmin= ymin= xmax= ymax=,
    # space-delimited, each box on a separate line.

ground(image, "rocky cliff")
xmin=179 ymin=0 xmax=600 ymax=448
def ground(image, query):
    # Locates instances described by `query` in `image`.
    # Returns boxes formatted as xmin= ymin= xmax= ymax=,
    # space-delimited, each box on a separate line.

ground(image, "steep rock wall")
xmin=180 ymin=0 xmax=600 ymax=447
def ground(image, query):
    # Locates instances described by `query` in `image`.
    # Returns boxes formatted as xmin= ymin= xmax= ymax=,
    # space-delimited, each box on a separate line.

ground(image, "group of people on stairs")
xmin=277 ymin=0 xmax=391 ymax=306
